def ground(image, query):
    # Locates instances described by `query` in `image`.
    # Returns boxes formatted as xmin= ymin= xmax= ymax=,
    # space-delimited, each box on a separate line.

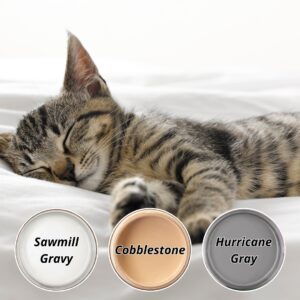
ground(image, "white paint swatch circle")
xmin=15 ymin=209 xmax=98 ymax=291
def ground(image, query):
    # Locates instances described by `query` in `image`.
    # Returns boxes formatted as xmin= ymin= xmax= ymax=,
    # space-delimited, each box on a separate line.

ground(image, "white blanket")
xmin=0 ymin=59 xmax=300 ymax=299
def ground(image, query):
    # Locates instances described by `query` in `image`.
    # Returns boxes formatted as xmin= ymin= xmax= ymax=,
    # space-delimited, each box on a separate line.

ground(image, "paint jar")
xmin=109 ymin=208 xmax=191 ymax=291
xmin=203 ymin=208 xmax=285 ymax=291
xmin=15 ymin=209 xmax=98 ymax=291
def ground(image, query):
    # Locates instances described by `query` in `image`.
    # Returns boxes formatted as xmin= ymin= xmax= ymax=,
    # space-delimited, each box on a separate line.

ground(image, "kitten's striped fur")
xmin=0 ymin=34 xmax=299 ymax=243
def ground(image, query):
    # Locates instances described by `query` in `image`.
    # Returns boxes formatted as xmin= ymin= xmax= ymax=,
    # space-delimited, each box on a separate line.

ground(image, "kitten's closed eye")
xmin=63 ymin=123 xmax=76 ymax=155
xmin=22 ymin=166 xmax=51 ymax=175
xmin=62 ymin=110 xmax=111 ymax=154
xmin=22 ymin=167 xmax=54 ymax=182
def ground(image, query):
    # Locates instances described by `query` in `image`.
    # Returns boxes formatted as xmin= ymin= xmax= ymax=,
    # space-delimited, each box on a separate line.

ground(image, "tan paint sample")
xmin=109 ymin=209 xmax=191 ymax=291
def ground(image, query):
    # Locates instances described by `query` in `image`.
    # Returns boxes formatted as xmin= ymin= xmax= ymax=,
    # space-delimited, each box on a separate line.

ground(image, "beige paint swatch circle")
xmin=109 ymin=208 xmax=191 ymax=291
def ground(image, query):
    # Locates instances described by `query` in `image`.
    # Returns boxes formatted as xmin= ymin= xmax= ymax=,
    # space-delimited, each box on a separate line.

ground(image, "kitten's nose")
xmin=53 ymin=158 xmax=76 ymax=182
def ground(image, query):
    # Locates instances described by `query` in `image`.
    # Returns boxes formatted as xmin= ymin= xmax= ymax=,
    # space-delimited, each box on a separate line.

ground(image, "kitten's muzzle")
xmin=53 ymin=158 xmax=77 ymax=182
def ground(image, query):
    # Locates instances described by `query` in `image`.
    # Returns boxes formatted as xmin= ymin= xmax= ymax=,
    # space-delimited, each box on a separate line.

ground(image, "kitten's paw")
xmin=110 ymin=177 xmax=155 ymax=226
xmin=182 ymin=213 xmax=219 ymax=244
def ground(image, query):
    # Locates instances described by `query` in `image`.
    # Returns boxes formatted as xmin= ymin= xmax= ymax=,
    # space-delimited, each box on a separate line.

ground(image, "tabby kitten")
xmin=0 ymin=34 xmax=298 ymax=243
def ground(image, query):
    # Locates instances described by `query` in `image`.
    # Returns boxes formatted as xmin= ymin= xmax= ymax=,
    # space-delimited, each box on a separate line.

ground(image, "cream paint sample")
xmin=109 ymin=209 xmax=191 ymax=291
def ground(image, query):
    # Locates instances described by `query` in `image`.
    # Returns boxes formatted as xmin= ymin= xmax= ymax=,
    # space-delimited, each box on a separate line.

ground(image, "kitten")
xmin=0 ymin=34 xmax=298 ymax=243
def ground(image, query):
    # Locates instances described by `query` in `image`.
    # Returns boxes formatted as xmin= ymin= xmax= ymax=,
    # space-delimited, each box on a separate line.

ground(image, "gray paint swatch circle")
xmin=203 ymin=209 xmax=285 ymax=291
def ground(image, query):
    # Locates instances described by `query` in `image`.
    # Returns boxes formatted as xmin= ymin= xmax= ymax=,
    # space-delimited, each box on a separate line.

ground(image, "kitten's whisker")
xmin=80 ymin=144 xmax=94 ymax=164
xmin=81 ymin=150 xmax=97 ymax=168
xmin=99 ymin=129 xmax=143 ymax=154
xmin=99 ymin=110 xmax=139 ymax=145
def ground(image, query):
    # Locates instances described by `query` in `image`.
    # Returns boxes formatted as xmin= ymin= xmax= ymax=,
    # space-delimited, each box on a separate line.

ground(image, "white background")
xmin=1 ymin=0 xmax=300 ymax=74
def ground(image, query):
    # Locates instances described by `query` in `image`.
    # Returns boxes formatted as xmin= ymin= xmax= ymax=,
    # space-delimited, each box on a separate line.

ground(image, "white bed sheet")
xmin=0 ymin=59 xmax=300 ymax=300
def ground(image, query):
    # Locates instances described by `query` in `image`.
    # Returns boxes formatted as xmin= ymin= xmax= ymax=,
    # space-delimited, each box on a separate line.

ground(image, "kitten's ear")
xmin=0 ymin=133 xmax=13 ymax=156
xmin=63 ymin=33 xmax=110 ymax=97
xmin=0 ymin=133 xmax=15 ymax=166
xmin=0 ymin=133 xmax=19 ymax=171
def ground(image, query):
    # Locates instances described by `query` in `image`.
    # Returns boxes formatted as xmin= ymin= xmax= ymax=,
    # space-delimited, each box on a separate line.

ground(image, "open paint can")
xmin=109 ymin=208 xmax=191 ymax=291
xmin=15 ymin=209 xmax=98 ymax=291
xmin=203 ymin=208 xmax=285 ymax=291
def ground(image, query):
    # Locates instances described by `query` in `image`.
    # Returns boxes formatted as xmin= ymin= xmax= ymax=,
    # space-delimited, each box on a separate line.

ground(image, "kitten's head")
xmin=0 ymin=34 xmax=124 ymax=191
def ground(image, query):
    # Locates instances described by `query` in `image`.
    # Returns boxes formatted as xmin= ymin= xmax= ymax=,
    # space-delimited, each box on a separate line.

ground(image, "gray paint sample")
xmin=203 ymin=209 xmax=285 ymax=291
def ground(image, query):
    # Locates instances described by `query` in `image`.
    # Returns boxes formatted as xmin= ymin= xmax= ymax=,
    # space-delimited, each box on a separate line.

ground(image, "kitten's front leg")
xmin=174 ymin=156 xmax=238 ymax=244
xmin=110 ymin=177 xmax=184 ymax=226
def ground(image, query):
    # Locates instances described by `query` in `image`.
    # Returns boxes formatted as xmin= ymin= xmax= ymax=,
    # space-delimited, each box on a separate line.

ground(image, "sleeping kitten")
xmin=0 ymin=34 xmax=298 ymax=243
